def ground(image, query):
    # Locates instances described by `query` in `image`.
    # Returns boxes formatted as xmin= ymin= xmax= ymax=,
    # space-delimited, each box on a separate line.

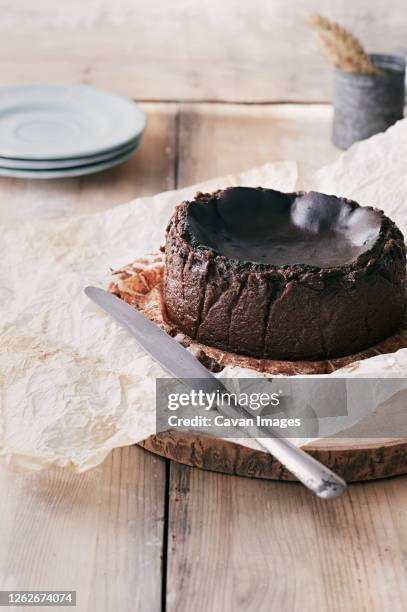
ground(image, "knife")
xmin=85 ymin=286 xmax=347 ymax=499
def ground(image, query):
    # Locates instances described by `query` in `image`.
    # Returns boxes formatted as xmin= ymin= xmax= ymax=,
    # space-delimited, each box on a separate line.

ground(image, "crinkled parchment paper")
xmin=1 ymin=120 xmax=407 ymax=472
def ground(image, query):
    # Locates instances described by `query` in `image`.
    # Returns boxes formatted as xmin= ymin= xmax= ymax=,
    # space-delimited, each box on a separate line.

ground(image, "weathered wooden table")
xmin=0 ymin=102 xmax=406 ymax=612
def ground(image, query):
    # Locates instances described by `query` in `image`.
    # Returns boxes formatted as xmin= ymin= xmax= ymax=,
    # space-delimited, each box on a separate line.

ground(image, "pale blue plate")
xmin=0 ymin=83 xmax=147 ymax=160
xmin=0 ymin=142 xmax=139 ymax=179
xmin=0 ymin=136 xmax=141 ymax=170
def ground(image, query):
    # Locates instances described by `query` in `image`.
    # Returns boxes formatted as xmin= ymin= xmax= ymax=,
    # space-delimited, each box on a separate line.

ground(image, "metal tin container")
xmin=333 ymin=53 xmax=405 ymax=150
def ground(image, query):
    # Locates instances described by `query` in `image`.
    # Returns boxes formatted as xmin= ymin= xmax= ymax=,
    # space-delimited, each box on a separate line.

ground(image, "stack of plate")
xmin=0 ymin=84 xmax=147 ymax=179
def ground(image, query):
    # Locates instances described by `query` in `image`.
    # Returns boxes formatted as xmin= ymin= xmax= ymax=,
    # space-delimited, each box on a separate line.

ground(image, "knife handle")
xmin=257 ymin=436 xmax=347 ymax=499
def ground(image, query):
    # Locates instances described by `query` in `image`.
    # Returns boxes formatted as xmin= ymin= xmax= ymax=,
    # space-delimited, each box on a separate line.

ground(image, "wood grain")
xmin=142 ymin=433 xmax=407 ymax=483
xmin=166 ymin=465 xmax=407 ymax=612
xmin=0 ymin=447 xmax=166 ymax=612
xmin=177 ymin=103 xmax=338 ymax=185
xmin=0 ymin=1 xmax=404 ymax=102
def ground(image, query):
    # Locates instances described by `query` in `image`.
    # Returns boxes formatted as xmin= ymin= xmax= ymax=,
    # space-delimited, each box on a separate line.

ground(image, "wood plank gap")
xmin=133 ymin=99 xmax=333 ymax=106
xmin=173 ymin=103 xmax=181 ymax=189
xmin=161 ymin=102 xmax=179 ymax=612
xmin=161 ymin=460 xmax=171 ymax=612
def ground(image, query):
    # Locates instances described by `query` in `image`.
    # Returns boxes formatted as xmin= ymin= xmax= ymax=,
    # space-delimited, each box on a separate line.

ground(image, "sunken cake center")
xmin=187 ymin=187 xmax=382 ymax=268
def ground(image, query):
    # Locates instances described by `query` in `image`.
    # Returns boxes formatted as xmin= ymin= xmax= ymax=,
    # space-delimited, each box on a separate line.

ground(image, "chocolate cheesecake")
xmin=164 ymin=187 xmax=406 ymax=360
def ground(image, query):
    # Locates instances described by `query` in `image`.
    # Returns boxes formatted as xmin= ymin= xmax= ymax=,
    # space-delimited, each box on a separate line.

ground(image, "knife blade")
xmin=85 ymin=286 xmax=347 ymax=499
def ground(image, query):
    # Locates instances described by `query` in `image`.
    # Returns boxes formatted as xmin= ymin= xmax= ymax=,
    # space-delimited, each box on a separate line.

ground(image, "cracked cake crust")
xmin=163 ymin=187 xmax=406 ymax=360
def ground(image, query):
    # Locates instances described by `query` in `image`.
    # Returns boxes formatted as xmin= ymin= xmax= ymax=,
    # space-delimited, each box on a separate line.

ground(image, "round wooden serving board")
xmin=140 ymin=433 xmax=407 ymax=482
xmin=111 ymin=254 xmax=407 ymax=482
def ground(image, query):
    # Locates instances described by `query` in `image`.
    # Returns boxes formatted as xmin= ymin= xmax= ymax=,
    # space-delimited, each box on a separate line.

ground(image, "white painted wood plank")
xmin=0 ymin=0 xmax=404 ymax=101
xmin=178 ymin=103 xmax=338 ymax=186
xmin=167 ymin=466 xmax=407 ymax=611
xmin=0 ymin=447 xmax=166 ymax=612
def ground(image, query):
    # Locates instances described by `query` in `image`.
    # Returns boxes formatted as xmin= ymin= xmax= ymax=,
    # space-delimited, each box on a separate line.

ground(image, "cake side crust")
xmin=164 ymin=188 xmax=406 ymax=360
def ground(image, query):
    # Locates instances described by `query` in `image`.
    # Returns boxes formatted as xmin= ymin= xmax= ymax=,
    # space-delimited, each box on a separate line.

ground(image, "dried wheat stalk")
xmin=309 ymin=14 xmax=382 ymax=75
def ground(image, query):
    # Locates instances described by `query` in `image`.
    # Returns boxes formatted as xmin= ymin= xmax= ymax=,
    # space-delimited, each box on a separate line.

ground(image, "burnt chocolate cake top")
xmin=182 ymin=187 xmax=401 ymax=273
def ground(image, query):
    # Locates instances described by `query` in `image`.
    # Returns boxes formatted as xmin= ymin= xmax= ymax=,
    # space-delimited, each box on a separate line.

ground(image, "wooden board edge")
xmin=138 ymin=432 xmax=407 ymax=483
